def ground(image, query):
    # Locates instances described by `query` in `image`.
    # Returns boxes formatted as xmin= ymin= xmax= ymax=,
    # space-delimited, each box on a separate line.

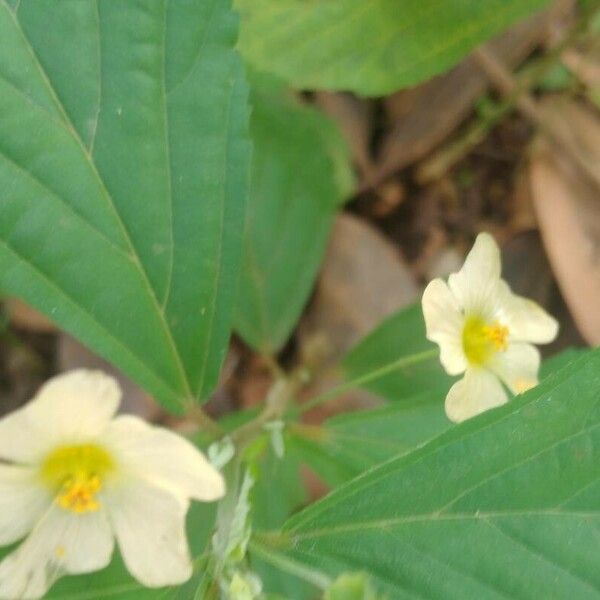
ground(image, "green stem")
xmin=298 ymin=348 xmax=438 ymax=414
xmin=212 ymin=456 xmax=244 ymax=564
xmin=187 ymin=405 xmax=224 ymax=440
xmin=231 ymin=367 xmax=308 ymax=449
xmin=249 ymin=539 xmax=332 ymax=591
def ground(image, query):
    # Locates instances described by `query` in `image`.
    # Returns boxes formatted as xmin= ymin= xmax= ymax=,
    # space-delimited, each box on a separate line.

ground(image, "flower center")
xmin=462 ymin=316 xmax=509 ymax=366
xmin=40 ymin=444 xmax=114 ymax=514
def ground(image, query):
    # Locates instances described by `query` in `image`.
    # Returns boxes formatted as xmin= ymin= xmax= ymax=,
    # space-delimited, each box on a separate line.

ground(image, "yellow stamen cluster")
xmin=40 ymin=444 xmax=114 ymax=514
xmin=482 ymin=323 xmax=509 ymax=352
xmin=463 ymin=316 xmax=510 ymax=366
xmin=57 ymin=474 xmax=102 ymax=513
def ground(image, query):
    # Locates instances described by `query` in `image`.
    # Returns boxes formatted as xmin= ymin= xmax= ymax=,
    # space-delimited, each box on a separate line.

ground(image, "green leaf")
xmin=0 ymin=0 xmax=250 ymax=411
xmin=290 ymin=386 xmax=451 ymax=487
xmin=252 ymin=436 xmax=308 ymax=531
xmin=341 ymin=303 xmax=451 ymax=401
xmin=250 ymin=435 xmax=315 ymax=599
xmin=234 ymin=72 xmax=353 ymax=353
xmin=235 ymin=0 xmax=551 ymax=96
xmin=291 ymin=349 xmax=584 ymax=489
xmin=540 ymin=347 xmax=586 ymax=376
xmin=271 ymin=348 xmax=600 ymax=597
xmin=250 ymin=539 xmax=331 ymax=598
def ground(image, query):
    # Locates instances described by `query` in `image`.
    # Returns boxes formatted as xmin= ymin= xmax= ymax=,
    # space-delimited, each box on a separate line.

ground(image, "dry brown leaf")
xmin=313 ymin=91 xmax=375 ymax=179
xmin=4 ymin=299 xmax=58 ymax=333
xmin=0 ymin=343 xmax=49 ymax=416
xmin=300 ymin=213 xmax=419 ymax=361
xmin=297 ymin=213 xmax=419 ymax=418
xmin=530 ymin=101 xmax=600 ymax=345
xmin=562 ymin=48 xmax=600 ymax=89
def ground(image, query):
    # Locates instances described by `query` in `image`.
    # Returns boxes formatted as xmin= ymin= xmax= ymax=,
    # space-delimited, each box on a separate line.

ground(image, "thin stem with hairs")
xmin=298 ymin=348 xmax=438 ymax=414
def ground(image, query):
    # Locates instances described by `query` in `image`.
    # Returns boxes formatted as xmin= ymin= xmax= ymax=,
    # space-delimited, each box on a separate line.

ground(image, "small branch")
xmin=260 ymin=353 xmax=285 ymax=378
xmin=187 ymin=405 xmax=223 ymax=440
xmin=230 ymin=367 xmax=309 ymax=450
xmin=416 ymin=107 xmax=504 ymax=183
xmin=472 ymin=48 xmax=542 ymax=122
xmin=473 ymin=47 xmax=600 ymax=190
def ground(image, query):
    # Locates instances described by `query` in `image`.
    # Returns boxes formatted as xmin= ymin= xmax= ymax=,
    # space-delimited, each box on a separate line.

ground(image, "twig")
xmin=472 ymin=48 xmax=543 ymax=121
xmin=187 ymin=405 xmax=224 ymax=440
xmin=416 ymin=103 xmax=509 ymax=183
xmin=230 ymin=367 xmax=309 ymax=449
xmin=473 ymin=46 xmax=600 ymax=190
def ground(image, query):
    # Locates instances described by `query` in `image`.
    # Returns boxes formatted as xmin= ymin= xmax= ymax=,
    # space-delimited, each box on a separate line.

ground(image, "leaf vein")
xmin=484 ymin=517 xmax=600 ymax=594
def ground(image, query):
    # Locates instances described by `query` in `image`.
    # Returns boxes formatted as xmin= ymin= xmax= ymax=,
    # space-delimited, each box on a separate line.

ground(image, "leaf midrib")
xmin=194 ymin=64 xmax=235 ymax=398
xmin=158 ymin=0 xmax=174 ymax=312
xmin=284 ymin=509 xmax=600 ymax=541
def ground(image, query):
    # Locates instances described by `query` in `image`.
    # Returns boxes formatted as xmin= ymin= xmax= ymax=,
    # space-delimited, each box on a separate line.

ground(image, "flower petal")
xmin=0 ymin=506 xmax=113 ymax=600
xmin=498 ymin=282 xmax=559 ymax=344
xmin=0 ymin=465 xmax=51 ymax=546
xmin=0 ymin=411 xmax=53 ymax=466
xmin=448 ymin=232 xmax=502 ymax=317
xmin=58 ymin=510 xmax=114 ymax=575
xmin=0 ymin=370 xmax=121 ymax=464
xmin=103 ymin=415 xmax=225 ymax=502
xmin=445 ymin=368 xmax=508 ymax=423
xmin=489 ymin=342 xmax=541 ymax=395
xmin=106 ymin=479 xmax=192 ymax=587
xmin=29 ymin=370 xmax=121 ymax=441
xmin=422 ymin=278 xmax=467 ymax=376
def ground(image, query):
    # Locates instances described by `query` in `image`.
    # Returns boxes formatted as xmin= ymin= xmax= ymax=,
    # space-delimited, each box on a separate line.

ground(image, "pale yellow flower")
xmin=422 ymin=233 xmax=558 ymax=422
xmin=0 ymin=370 xmax=225 ymax=599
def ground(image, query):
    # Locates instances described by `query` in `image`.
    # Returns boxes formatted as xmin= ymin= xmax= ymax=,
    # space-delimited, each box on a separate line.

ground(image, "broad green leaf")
xmin=292 ymin=349 xmax=584 ymax=488
xmin=234 ymin=72 xmax=353 ymax=354
xmin=250 ymin=539 xmax=330 ymax=599
xmin=0 ymin=0 xmax=250 ymax=411
xmin=252 ymin=437 xmax=308 ymax=532
xmin=341 ymin=303 xmax=451 ymax=401
xmin=290 ymin=385 xmax=450 ymax=487
xmin=268 ymin=348 xmax=600 ymax=598
xmin=235 ymin=0 xmax=551 ymax=96
xmin=250 ymin=438 xmax=314 ymax=599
